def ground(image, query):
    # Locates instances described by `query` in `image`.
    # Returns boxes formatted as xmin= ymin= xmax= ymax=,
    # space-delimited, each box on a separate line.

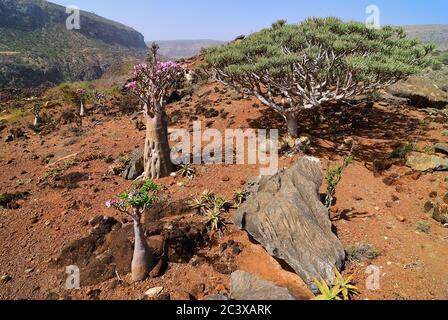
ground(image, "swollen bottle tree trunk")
xmin=79 ymin=100 xmax=86 ymax=117
xmin=33 ymin=115 xmax=42 ymax=128
xmin=143 ymin=104 xmax=173 ymax=180
xmin=131 ymin=209 xmax=153 ymax=282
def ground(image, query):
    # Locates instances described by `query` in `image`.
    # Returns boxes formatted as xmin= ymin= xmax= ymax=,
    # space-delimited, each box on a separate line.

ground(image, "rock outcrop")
xmin=0 ymin=0 xmax=147 ymax=88
xmin=234 ymin=157 xmax=345 ymax=292
xmin=406 ymin=152 xmax=448 ymax=171
xmin=121 ymin=149 xmax=144 ymax=180
xmin=387 ymin=76 xmax=448 ymax=109
xmin=230 ymin=271 xmax=297 ymax=300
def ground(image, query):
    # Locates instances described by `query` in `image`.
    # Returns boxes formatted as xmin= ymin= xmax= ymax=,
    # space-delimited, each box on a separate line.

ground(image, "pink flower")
xmin=125 ymin=81 xmax=137 ymax=91
xmin=105 ymin=200 xmax=118 ymax=208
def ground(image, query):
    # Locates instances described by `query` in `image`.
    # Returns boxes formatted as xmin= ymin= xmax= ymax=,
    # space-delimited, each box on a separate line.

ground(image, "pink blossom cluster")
xmin=76 ymin=89 xmax=85 ymax=96
xmin=157 ymin=61 xmax=181 ymax=72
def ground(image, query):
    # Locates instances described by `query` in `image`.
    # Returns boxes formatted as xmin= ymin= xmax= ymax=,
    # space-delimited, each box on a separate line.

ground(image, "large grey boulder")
xmin=406 ymin=152 xmax=448 ymax=171
xmin=230 ymin=271 xmax=297 ymax=300
xmin=386 ymin=76 xmax=448 ymax=109
xmin=234 ymin=157 xmax=345 ymax=292
xmin=121 ymin=149 xmax=144 ymax=180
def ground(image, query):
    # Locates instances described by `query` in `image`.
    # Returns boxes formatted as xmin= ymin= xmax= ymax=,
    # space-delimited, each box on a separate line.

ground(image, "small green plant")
xmin=213 ymin=196 xmax=232 ymax=212
xmin=233 ymin=189 xmax=248 ymax=208
xmin=332 ymin=268 xmax=360 ymax=300
xmin=178 ymin=163 xmax=195 ymax=179
xmin=201 ymin=190 xmax=215 ymax=203
xmin=325 ymin=155 xmax=353 ymax=209
xmin=313 ymin=268 xmax=359 ymax=301
xmin=345 ymin=244 xmax=379 ymax=264
xmin=312 ymin=277 xmax=342 ymax=301
xmin=388 ymin=143 xmax=418 ymax=159
xmin=417 ymin=221 xmax=431 ymax=234
xmin=205 ymin=208 xmax=227 ymax=233
xmin=191 ymin=197 xmax=209 ymax=215
xmin=423 ymin=144 xmax=436 ymax=155
xmin=368 ymin=91 xmax=381 ymax=102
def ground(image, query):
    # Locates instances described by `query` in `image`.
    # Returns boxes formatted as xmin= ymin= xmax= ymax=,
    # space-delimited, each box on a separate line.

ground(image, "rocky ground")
xmin=0 ymin=57 xmax=448 ymax=300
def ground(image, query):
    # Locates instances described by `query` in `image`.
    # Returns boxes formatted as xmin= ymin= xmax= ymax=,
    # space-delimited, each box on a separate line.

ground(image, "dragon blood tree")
xmin=76 ymin=88 xmax=86 ymax=117
xmin=106 ymin=180 xmax=160 ymax=282
xmin=205 ymin=18 xmax=434 ymax=137
xmin=126 ymin=43 xmax=184 ymax=180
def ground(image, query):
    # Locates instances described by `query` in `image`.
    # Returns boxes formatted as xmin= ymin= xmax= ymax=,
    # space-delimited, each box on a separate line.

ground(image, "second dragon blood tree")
xmin=106 ymin=180 xmax=161 ymax=281
xmin=126 ymin=43 xmax=184 ymax=180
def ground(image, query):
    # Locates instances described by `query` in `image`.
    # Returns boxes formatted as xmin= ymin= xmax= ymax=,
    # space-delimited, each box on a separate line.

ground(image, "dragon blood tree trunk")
xmin=143 ymin=103 xmax=173 ymax=180
xmin=131 ymin=211 xmax=153 ymax=281
xmin=286 ymin=113 xmax=299 ymax=138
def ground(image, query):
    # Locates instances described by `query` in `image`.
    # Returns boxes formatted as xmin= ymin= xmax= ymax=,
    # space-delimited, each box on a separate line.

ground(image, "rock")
xmin=170 ymin=291 xmax=192 ymax=301
xmin=387 ymin=76 xmax=448 ymax=109
xmin=406 ymin=152 xmax=448 ymax=171
xmin=1 ymin=275 xmax=12 ymax=283
xmin=444 ymin=193 xmax=448 ymax=205
xmin=397 ymin=216 xmax=406 ymax=222
xmin=145 ymin=287 xmax=164 ymax=298
xmin=434 ymin=143 xmax=448 ymax=154
xmin=206 ymin=294 xmax=229 ymax=301
xmin=230 ymin=271 xmax=297 ymax=300
xmin=147 ymin=235 xmax=165 ymax=257
xmin=121 ymin=149 xmax=144 ymax=180
xmin=4 ymin=134 xmax=13 ymax=143
xmin=424 ymin=201 xmax=435 ymax=213
xmin=234 ymin=157 xmax=345 ymax=292
xmin=149 ymin=258 xmax=166 ymax=278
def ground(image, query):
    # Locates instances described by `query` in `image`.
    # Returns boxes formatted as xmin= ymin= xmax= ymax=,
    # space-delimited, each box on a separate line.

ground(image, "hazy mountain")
xmin=0 ymin=0 xmax=148 ymax=88
xmin=403 ymin=25 xmax=448 ymax=50
xmin=148 ymin=40 xmax=227 ymax=60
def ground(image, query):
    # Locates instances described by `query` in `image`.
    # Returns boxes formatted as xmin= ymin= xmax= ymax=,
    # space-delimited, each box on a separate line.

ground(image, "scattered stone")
xmin=4 ymin=134 xmax=13 ymax=143
xmin=170 ymin=291 xmax=191 ymax=301
xmin=396 ymin=216 xmax=406 ymax=223
xmin=423 ymin=201 xmax=434 ymax=213
xmin=406 ymin=152 xmax=448 ymax=171
xmin=145 ymin=286 xmax=164 ymax=298
xmin=444 ymin=193 xmax=448 ymax=205
xmin=385 ymin=202 xmax=394 ymax=208
xmin=434 ymin=143 xmax=448 ymax=154
xmin=230 ymin=271 xmax=297 ymax=300
xmin=234 ymin=157 xmax=345 ymax=292
xmin=221 ymin=176 xmax=230 ymax=182
xmin=206 ymin=294 xmax=229 ymax=301
xmin=429 ymin=191 xmax=438 ymax=199
xmin=121 ymin=149 xmax=144 ymax=180
xmin=149 ymin=259 xmax=166 ymax=278
xmin=25 ymin=268 xmax=34 ymax=274
xmin=1 ymin=275 xmax=12 ymax=283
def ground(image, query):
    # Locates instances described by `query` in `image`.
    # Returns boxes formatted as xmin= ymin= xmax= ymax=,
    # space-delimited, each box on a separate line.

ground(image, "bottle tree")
xmin=126 ymin=43 xmax=183 ymax=179
xmin=205 ymin=18 xmax=434 ymax=137
xmin=106 ymin=180 xmax=160 ymax=281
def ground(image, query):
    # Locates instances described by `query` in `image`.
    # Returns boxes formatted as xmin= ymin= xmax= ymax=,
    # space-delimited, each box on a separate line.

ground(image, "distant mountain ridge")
xmin=0 ymin=0 xmax=148 ymax=88
xmin=403 ymin=25 xmax=448 ymax=50
xmin=149 ymin=40 xmax=227 ymax=60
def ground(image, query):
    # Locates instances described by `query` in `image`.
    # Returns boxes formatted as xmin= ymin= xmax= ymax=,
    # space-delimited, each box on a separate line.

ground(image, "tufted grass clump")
xmin=345 ymin=244 xmax=379 ymax=264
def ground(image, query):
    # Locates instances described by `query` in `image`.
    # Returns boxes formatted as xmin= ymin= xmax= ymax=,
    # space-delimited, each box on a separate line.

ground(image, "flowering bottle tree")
xmin=126 ymin=43 xmax=184 ymax=180
xmin=76 ymin=88 xmax=86 ymax=117
xmin=106 ymin=180 xmax=160 ymax=281
xmin=29 ymin=98 xmax=42 ymax=127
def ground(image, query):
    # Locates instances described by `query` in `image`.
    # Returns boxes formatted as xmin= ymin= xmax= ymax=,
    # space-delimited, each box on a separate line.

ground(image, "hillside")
xmin=0 ymin=0 xmax=147 ymax=88
xmin=404 ymin=25 xmax=448 ymax=49
xmin=150 ymin=40 xmax=226 ymax=60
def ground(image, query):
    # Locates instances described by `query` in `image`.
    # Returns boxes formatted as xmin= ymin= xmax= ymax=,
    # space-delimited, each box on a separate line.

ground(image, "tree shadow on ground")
xmin=247 ymin=102 xmax=437 ymax=172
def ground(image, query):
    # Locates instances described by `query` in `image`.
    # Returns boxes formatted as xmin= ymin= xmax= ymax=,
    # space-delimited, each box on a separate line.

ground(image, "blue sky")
xmin=50 ymin=0 xmax=447 ymax=41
